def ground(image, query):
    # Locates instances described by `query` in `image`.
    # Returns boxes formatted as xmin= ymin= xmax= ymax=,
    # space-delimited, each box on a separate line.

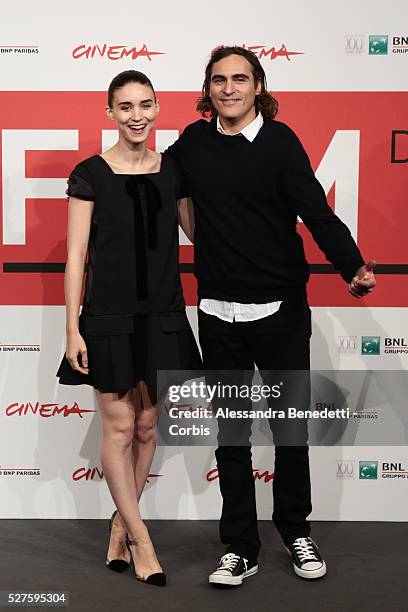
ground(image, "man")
xmin=167 ymin=46 xmax=376 ymax=586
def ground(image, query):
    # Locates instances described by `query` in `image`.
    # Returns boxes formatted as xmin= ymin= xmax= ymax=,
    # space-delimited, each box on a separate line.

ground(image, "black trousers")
xmin=198 ymin=297 xmax=312 ymax=561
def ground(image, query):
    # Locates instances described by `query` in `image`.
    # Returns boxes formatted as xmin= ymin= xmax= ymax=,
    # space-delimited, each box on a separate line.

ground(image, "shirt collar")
xmin=216 ymin=112 xmax=264 ymax=142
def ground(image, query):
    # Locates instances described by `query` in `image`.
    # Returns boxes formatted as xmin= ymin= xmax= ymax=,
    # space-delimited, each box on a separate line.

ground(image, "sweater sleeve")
xmin=165 ymin=121 xmax=199 ymax=171
xmin=281 ymin=131 xmax=365 ymax=283
xmin=163 ymin=152 xmax=190 ymax=199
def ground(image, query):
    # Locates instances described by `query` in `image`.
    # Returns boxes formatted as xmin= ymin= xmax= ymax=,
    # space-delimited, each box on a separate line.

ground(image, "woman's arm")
xmin=64 ymin=196 xmax=94 ymax=373
xmin=177 ymin=197 xmax=195 ymax=244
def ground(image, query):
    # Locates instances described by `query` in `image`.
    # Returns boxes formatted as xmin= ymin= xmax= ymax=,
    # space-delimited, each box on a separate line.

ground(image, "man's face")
xmin=209 ymin=54 xmax=261 ymax=125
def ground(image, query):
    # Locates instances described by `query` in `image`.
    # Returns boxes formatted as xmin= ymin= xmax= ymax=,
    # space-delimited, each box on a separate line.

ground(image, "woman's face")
xmin=107 ymin=81 xmax=159 ymax=145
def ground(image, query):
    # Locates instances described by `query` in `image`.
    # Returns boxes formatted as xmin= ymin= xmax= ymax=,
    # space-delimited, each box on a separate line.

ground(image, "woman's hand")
xmin=66 ymin=331 xmax=89 ymax=375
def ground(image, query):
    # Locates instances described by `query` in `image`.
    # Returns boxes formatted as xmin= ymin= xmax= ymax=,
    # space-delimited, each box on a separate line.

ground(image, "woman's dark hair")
xmin=196 ymin=46 xmax=278 ymax=119
xmin=108 ymin=70 xmax=156 ymax=107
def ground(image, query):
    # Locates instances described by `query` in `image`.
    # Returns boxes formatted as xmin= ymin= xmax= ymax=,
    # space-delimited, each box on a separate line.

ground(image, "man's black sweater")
xmin=167 ymin=117 xmax=365 ymax=302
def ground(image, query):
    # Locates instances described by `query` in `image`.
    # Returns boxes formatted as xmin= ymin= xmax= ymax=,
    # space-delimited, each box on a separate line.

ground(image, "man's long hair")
xmin=196 ymin=46 xmax=278 ymax=120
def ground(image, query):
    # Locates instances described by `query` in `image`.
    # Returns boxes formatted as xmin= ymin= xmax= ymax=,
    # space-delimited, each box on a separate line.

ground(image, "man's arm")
xmin=281 ymin=132 xmax=376 ymax=295
xmin=178 ymin=197 xmax=195 ymax=243
xmin=166 ymin=121 xmax=202 ymax=170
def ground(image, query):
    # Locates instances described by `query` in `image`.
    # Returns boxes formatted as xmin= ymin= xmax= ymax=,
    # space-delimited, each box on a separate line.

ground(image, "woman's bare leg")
xmin=131 ymin=381 xmax=159 ymax=499
xmin=109 ymin=383 xmax=160 ymax=561
xmin=97 ymin=387 xmax=162 ymax=579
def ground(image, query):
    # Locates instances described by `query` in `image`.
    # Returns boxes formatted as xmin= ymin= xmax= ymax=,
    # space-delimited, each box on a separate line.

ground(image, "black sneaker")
xmin=285 ymin=537 xmax=327 ymax=579
xmin=209 ymin=553 xmax=258 ymax=586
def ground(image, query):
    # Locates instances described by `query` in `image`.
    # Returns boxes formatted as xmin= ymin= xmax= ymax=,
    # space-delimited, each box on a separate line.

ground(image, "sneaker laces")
xmin=219 ymin=553 xmax=241 ymax=570
xmin=292 ymin=538 xmax=319 ymax=563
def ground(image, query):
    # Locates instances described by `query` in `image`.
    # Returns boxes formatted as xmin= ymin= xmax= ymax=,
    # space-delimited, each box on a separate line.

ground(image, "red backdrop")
xmin=0 ymin=91 xmax=407 ymax=306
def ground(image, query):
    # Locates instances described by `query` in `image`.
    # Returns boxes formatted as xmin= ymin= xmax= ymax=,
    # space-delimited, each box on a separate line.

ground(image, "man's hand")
xmin=348 ymin=260 xmax=376 ymax=299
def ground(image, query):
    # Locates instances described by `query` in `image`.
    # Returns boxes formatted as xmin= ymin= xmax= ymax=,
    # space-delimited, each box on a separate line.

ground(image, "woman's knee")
xmin=135 ymin=410 xmax=158 ymax=444
xmin=97 ymin=389 xmax=137 ymax=448
xmin=103 ymin=417 xmax=135 ymax=448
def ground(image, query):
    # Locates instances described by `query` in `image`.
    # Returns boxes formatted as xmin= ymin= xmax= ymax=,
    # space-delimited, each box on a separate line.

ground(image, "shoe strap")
xmin=109 ymin=509 xmax=118 ymax=532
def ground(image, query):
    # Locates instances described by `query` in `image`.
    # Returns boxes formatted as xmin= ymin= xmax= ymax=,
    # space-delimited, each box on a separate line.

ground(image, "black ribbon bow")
xmin=126 ymin=176 xmax=162 ymax=300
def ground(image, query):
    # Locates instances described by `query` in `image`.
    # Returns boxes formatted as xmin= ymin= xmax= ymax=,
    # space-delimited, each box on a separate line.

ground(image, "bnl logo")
xmin=361 ymin=336 xmax=380 ymax=355
xmin=369 ymin=35 xmax=388 ymax=55
xmin=359 ymin=461 xmax=378 ymax=480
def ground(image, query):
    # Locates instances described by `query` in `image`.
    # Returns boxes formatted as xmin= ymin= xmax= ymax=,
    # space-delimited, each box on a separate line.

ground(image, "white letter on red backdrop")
xmin=2 ymin=130 xmax=78 ymax=245
xmin=314 ymin=130 xmax=360 ymax=241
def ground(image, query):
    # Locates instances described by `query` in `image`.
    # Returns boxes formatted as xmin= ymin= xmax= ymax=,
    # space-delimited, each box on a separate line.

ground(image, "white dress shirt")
xmin=199 ymin=113 xmax=282 ymax=323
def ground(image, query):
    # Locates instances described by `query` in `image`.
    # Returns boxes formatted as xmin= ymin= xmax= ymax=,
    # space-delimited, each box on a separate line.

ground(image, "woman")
xmin=56 ymin=70 xmax=201 ymax=586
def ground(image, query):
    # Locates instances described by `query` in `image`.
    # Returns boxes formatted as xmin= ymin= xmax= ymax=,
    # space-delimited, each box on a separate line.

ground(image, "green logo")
xmin=359 ymin=461 xmax=378 ymax=480
xmin=361 ymin=336 xmax=380 ymax=355
xmin=369 ymin=35 xmax=388 ymax=55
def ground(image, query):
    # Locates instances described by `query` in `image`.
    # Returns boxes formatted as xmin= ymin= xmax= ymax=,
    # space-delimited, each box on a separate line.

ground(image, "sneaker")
xmin=209 ymin=553 xmax=258 ymax=586
xmin=285 ymin=537 xmax=327 ymax=579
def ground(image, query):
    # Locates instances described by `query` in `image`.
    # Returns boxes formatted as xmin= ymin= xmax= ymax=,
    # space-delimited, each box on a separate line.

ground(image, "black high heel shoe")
xmin=126 ymin=535 xmax=166 ymax=586
xmin=106 ymin=510 xmax=130 ymax=573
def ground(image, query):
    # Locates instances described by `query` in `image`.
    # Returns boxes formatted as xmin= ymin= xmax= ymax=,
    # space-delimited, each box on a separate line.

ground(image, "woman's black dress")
xmin=56 ymin=153 xmax=201 ymax=401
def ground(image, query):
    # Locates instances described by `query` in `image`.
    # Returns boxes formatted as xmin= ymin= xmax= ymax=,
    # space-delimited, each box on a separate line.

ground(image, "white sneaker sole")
xmin=209 ymin=564 xmax=258 ymax=586
xmin=285 ymin=546 xmax=327 ymax=579
xmin=293 ymin=559 xmax=327 ymax=579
